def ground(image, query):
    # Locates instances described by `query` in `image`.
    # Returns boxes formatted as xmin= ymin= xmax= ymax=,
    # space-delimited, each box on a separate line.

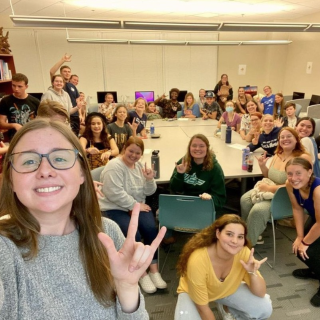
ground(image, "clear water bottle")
xmin=242 ymin=147 xmax=250 ymax=170
xmin=151 ymin=150 xmax=160 ymax=179
xmin=225 ymin=126 xmax=232 ymax=143
xmin=150 ymin=122 xmax=155 ymax=135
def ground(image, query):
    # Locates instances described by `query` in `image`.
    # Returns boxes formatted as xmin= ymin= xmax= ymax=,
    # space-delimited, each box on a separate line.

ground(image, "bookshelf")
xmin=0 ymin=54 xmax=16 ymax=96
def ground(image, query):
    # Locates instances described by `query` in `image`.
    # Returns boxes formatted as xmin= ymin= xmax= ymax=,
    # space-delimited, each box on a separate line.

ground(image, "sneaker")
xmin=310 ymin=288 xmax=320 ymax=307
xmin=149 ymin=272 xmax=167 ymax=289
xmin=139 ymin=274 xmax=157 ymax=294
xmin=256 ymin=235 xmax=264 ymax=245
xmin=292 ymin=268 xmax=318 ymax=280
xmin=216 ymin=303 xmax=235 ymax=320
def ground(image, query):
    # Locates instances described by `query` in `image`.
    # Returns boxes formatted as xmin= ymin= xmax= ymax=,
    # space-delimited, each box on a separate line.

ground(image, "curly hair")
xmin=184 ymin=134 xmax=214 ymax=172
xmin=275 ymin=127 xmax=306 ymax=156
xmin=176 ymin=214 xmax=250 ymax=277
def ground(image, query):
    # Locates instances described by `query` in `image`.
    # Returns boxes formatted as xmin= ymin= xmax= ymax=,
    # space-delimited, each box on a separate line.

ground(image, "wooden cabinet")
xmin=0 ymin=54 xmax=16 ymax=96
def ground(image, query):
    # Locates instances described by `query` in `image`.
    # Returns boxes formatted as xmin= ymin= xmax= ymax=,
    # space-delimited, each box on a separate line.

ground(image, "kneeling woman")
xmin=175 ymin=215 xmax=272 ymax=320
xmin=99 ymin=137 xmax=167 ymax=294
xmin=286 ymin=157 xmax=320 ymax=307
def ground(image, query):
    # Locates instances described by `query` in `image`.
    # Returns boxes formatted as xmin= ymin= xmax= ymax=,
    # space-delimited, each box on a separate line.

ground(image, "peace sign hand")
xmin=98 ymin=203 xmax=166 ymax=286
xmin=256 ymin=151 xmax=269 ymax=167
xmin=240 ymin=248 xmax=267 ymax=274
xmin=142 ymin=162 xmax=154 ymax=181
xmin=175 ymin=158 xmax=188 ymax=174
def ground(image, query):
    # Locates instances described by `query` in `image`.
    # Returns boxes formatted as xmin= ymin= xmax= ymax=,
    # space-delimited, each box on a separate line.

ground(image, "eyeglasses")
xmin=10 ymin=149 xmax=80 ymax=173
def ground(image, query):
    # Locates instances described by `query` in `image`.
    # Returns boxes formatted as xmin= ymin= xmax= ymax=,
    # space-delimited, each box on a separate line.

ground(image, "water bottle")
xmin=150 ymin=122 xmax=155 ymax=135
xmin=151 ymin=150 xmax=160 ymax=179
xmin=242 ymin=147 xmax=250 ymax=170
xmin=225 ymin=126 xmax=232 ymax=143
xmin=221 ymin=124 xmax=227 ymax=141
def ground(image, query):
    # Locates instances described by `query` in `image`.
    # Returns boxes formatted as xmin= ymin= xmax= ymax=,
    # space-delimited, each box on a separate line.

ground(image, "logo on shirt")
xmin=184 ymin=173 xmax=205 ymax=186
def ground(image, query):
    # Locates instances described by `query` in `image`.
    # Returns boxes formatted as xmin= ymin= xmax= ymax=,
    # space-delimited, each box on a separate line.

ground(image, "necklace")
xmin=298 ymin=192 xmax=306 ymax=206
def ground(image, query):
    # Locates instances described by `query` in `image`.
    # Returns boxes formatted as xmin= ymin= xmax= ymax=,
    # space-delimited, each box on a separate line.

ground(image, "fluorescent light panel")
xmin=123 ymin=21 xmax=220 ymax=31
xmin=10 ymin=15 xmax=121 ymax=29
xmin=67 ymin=38 xmax=292 ymax=46
xmin=220 ymin=22 xmax=310 ymax=32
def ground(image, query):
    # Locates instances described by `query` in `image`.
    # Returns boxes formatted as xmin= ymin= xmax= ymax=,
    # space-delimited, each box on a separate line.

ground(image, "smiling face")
xmin=275 ymin=94 xmax=283 ymax=104
xmin=148 ymin=103 xmax=156 ymax=113
xmin=190 ymin=137 xmax=207 ymax=163
xmin=221 ymin=74 xmax=228 ymax=84
xmin=199 ymin=89 xmax=206 ymax=98
xmin=261 ymin=115 xmax=274 ymax=131
xmin=296 ymin=120 xmax=313 ymax=138
xmin=279 ymin=129 xmax=297 ymax=151
xmin=60 ymin=67 xmax=71 ymax=82
xmin=90 ymin=117 xmax=103 ymax=134
xmin=246 ymin=101 xmax=257 ymax=114
xmin=135 ymin=98 xmax=146 ymax=112
xmin=170 ymin=91 xmax=178 ymax=100
xmin=105 ymin=94 xmax=114 ymax=105
xmin=115 ymin=106 xmax=128 ymax=121
xmin=52 ymin=76 xmax=64 ymax=92
xmin=216 ymin=223 xmax=245 ymax=255
xmin=122 ymin=143 xmax=143 ymax=167
xmin=186 ymin=95 xmax=193 ymax=106
xmin=263 ymin=86 xmax=272 ymax=96
xmin=70 ymin=75 xmax=79 ymax=86
xmin=286 ymin=164 xmax=312 ymax=190
xmin=11 ymin=128 xmax=84 ymax=220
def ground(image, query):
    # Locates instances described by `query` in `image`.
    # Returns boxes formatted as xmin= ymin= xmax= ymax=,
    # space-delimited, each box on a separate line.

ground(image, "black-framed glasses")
xmin=9 ymin=149 xmax=80 ymax=173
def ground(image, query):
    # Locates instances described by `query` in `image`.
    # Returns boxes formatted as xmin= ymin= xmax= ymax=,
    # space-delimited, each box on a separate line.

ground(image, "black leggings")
xmin=298 ymin=217 xmax=320 ymax=280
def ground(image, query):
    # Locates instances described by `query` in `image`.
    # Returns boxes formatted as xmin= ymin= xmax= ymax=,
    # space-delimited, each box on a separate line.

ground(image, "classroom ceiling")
xmin=2 ymin=0 xmax=320 ymax=23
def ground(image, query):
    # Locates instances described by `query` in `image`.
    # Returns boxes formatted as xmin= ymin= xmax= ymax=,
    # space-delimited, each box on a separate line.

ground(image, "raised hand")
xmin=240 ymin=248 xmax=267 ymax=274
xmin=128 ymin=118 xmax=139 ymax=132
xmin=175 ymin=158 xmax=188 ymax=174
xmin=98 ymin=203 xmax=166 ymax=285
xmin=93 ymin=181 xmax=104 ymax=198
xmin=274 ymin=118 xmax=284 ymax=128
xmin=141 ymin=162 xmax=154 ymax=181
xmin=62 ymin=53 xmax=72 ymax=62
xmin=256 ymin=151 xmax=269 ymax=167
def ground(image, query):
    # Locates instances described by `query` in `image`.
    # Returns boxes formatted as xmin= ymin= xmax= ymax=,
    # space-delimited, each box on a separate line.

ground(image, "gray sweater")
xmin=41 ymin=87 xmax=72 ymax=114
xmin=0 ymin=218 xmax=148 ymax=320
xmin=99 ymin=158 xmax=156 ymax=212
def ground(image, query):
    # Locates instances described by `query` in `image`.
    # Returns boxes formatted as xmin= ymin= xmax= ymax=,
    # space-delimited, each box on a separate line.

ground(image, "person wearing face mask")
xmin=217 ymin=100 xmax=241 ymax=132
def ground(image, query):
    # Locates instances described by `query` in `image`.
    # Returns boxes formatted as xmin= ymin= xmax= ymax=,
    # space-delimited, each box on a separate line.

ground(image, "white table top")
xmin=142 ymin=119 xmax=263 ymax=183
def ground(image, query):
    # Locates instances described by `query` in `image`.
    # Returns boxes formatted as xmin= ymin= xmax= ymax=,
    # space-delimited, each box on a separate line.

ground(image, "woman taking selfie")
xmin=175 ymin=214 xmax=272 ymax=320
xmin=286 ymin=157 xmax=320 ymax=307
xmin=0 ymin=119 xmax=165 ymax=319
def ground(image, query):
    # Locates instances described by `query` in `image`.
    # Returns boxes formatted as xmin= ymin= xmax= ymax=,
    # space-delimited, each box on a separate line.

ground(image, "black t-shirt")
xmin=0 ymin=94 xmax=39 ymax=139
xmin=64 ymin=82 xmax=79 ymax=116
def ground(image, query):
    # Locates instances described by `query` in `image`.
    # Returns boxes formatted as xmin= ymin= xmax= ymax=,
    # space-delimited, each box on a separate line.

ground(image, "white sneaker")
xmin=139 ymin=274 xmax=157 ymax=294
xmin=149 ymin=272 xmax=167 ymax=289
xmin=216 ymin=303 xmax=235 ymax=320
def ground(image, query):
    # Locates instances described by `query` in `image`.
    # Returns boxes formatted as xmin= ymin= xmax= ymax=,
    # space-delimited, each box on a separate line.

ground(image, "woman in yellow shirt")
xmin=175 ymin=215 xmax=272 ymax=320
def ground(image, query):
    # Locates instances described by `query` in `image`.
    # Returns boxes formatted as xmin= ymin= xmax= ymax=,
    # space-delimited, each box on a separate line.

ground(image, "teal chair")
xmin=264 ymin=187 xmax=294 ymax=269
xmin=177 ymin=110 xmax=182 ymax=118
xmin=158 ymin=195 xmax=216 ymax=270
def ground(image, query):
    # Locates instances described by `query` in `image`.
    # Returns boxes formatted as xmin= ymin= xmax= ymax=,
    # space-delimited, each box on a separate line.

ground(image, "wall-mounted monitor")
xmin=97 ymin=91 xmax=118 ymax=103
xmin=170 ymin=90 xmax=187 ymax=102
xmin=135 ymin=91 xmax=154 ymax=102
xmin=309 ymin=94 xmax=320 ymax=106
xmin=292 ymin=91 xmax=305 ymax=100
xmin=29 ymin=92 xmax=43 ymax=100
xmin=240 ymin=86 xmax=258 ymax=97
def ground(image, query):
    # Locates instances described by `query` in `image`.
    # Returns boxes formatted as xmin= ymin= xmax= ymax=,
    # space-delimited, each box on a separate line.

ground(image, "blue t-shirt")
xmin=182 ymin=103 xmax=201 ymax=118
xmin=261 ymin=94 xmax=275 ymax=115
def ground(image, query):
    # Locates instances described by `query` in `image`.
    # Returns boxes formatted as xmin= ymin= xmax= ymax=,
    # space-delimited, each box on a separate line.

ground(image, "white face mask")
xmin=226 ymin=106 xmax=233 ymax=113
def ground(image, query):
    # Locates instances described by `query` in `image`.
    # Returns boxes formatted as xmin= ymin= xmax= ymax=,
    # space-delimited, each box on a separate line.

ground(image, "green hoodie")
xmin=170 ymin=156 xmax=226 ymax=214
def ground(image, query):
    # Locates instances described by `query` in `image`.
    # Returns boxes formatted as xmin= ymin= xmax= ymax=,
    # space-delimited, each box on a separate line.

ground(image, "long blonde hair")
xmin=0 ymin=119 xmax=116 ymax=307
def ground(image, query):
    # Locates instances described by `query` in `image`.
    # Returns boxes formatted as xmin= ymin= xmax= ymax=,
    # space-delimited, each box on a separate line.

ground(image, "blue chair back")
xmin=159 ymin=195 xmax=215 ymax=233
xmin=270 ymin=187 xmax=293 ymax=220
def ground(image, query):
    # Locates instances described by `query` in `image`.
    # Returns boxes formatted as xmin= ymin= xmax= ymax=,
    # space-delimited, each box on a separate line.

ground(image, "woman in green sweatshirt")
xmin=170 ymin=134 xmax=226 ymax=215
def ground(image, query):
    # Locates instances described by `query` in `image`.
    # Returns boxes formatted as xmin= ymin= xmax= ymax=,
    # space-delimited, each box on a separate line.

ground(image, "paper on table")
xmin=226 ymin=144 xmax=247 ymax=150
xmin=178 ymin=118 xmax=189 ymax=121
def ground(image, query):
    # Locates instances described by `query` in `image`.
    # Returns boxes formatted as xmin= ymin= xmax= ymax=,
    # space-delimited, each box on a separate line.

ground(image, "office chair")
xmin=158 ymin=194 xmax=216 ymax=271
xmin=295 ymin=103 xmax=302 ymax=117
xmin=307 ymin=104 xmax=320 ymax=118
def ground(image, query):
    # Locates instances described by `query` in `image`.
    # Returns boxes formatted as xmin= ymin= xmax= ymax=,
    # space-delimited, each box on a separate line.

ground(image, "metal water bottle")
xmin=225 ymin=126 xmax=232 ymax=143
xmin=151 ymin=150 xmax=160 ymax=179
xmin=150 ymin=122 xmax=155 ymax=135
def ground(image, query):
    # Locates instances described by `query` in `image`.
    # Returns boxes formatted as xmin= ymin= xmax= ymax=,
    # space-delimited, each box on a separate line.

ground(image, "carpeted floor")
xmin=143 ymin=181 xmax=320 ymax=319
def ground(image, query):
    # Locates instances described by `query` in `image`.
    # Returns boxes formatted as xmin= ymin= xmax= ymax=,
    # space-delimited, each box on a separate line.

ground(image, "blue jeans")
xmin=175 ymin=283 xmax=272 ymax=320
xmin=102 ymin=209 xmax=158 ymax=264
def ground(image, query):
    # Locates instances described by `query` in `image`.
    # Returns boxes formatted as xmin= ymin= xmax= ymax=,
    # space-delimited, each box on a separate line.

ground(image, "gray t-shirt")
xmin=0 ymin=218 xmax=148 ymax=320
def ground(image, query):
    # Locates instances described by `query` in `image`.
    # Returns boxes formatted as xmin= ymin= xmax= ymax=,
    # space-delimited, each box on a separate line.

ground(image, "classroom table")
xmin=142 ymin=118 xmax=262 ymax=194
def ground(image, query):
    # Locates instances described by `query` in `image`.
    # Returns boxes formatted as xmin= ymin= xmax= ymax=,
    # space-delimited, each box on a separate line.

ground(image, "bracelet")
xmin=247 ymin=271 xmax=257 ymax=276
xmin=301 ymin=240 xmax=311 ymax=246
